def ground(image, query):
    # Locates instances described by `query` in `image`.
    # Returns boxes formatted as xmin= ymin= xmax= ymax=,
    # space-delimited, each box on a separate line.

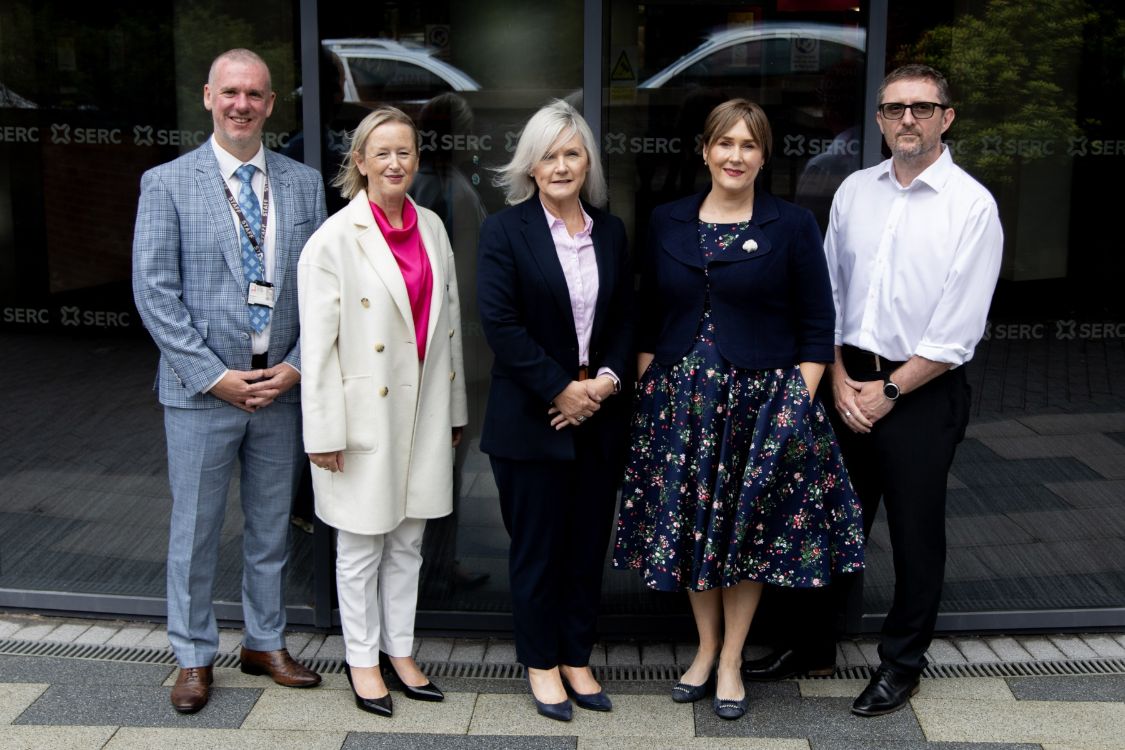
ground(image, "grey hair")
xmin=331 ymin=105 xmax=419 ymax=200
xmin=877 ymin=64 xmax=952 ymax=107
xmin=208 ymin=48 xmax=271 ymax=92
xmin=492 ymin=100 xmax=607 ymax=208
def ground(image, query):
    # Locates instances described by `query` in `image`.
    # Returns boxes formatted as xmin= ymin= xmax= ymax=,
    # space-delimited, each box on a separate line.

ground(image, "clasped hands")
xmin=211 ymin=363 xmax=300 ymax=413
xmin=548 ymin=376 xmax=615 ymax=431
xmin=833 ymin=375 xmax=894 ymax=434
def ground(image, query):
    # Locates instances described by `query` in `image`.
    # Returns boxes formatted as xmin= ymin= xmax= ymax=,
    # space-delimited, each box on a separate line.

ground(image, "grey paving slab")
xmin=838 ymin=641 xmax=867 ymax=668
xmin=217 ymin=629 xmax=243 ymax=654
xmin=1077 ymin=452 xmax=1125 ymax=479
xmin=694 ymin=695 xmax=925 ymax=744
xmin=977 ymin=433 xmax=1125 ymax=461
xmin=966 ymin=419 xmax=1039 ymax=439
xmin=947 ymin=471 xmax=968 ymax=490
xmin=1019 ymin=412 xmax=1125 ymax=435
xmin=0 ymin=683 xmax=47 ymax=724
xmin=973 ymin=538 xmax=1125 ymax=578
xmin=1044 ymin=479 xmax=1125 ymax=509
xmin=582 ymin=739 xmax=808 ymax=750
xmin=40 ymin=623 xmax=90 ymax=643
xmin=674 ymin=642 xmax=702 ymax=665
xmin=469 ymin=694 xmax=694 ymax=738
xmin=912 ymin=697 xmax=1125 ymax=745
xmin=316 ymin=635 xmax=346 ymax=660
xmin=0 ymin=620 xmax=21 ymax=639
xmin=606 ymin=643 xmax=640 ymax=666
xmin=137 ymin=627 xmax=170 ymax=649
xmin=9 ymin=623 xmax=55 ymax=641
xmin=1048 ymin=635 xmax=1101 ymax=660
xmin=243 ymin=687 xmax=475 ymax=733
xmin=953 ymin=637 xmax=1002 ymax=663
xmin=159 ymin=666 xmax=350 ymax=690
xmin=0 ymin=655 xmax=173 ymax=686
xmin=0 ymin=726 xmax=118 ymax=750
xmin=1016 ymin=637 xmax=1068 ymax=661
xmin=103 ymin=727 xmax=347 ymax=750
xmin=809 ymin=742 xmax=1039 ymax=750
xmin=856 ymin=641 xmax=880 ymax=666
xmin=415 ymin=638 xmax=455 ymax=662
xmin=1081 ymin=634 xmax=1125 ymax=657
xmin=343 ymin=734 xmax=575 ymax=750
xmin=926 ymin=639 xmax=969 ymax=665
xmin=285 ymin=632 xmax=313 ymax=658
xmin=73 ymin=624 xmax=119 ymax=645
xmin=447 ymin=639 xmax=484 ymax=663
xmin=587 ymin=643 xmax=606 ymax=666
xmin=483 ymin=640 xmax=517 ymax=664
xmin=105 ymin=625 xmax=155 ymax=647
xmin=298 ymin=634 xmax=327 ymax=659
xmin=14 ymin=684 xmax=260 ymax=728
xmin=1007 ymin=506 xmax=1125 ymax=542
xmin=984 ymin=637 xmax=1034 ymax=662
xmin=799 ymin=677 xmax=1014 ymax=701
xmin=1007 ymin=675 xmax=1125 ymax=702
xmin=640 ymin=643 xmax=674 ymax=665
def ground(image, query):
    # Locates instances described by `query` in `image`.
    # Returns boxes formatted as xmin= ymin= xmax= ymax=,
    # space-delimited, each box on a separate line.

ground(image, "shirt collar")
xmin=211 ymin=135 xmax=267 ymax=179
xmin=878 ymin=144 xmax=954 ymax=192
xmin=541 ymin=199 xmax=593 ymax=237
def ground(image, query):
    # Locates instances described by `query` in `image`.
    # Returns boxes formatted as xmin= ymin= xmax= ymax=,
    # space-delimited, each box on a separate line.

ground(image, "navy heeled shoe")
xmin=345 ymin=664 xmax=393 ymax=717
xmin=526 ymin=675 xmax=573 ymax=722
xmin=562 ymin=675 xmax=613 ymax=712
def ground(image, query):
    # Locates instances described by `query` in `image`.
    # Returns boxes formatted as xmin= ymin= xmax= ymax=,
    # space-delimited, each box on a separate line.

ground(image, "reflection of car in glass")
xmin=323 ymin=38 xmax=481 ymax=106
xmin=638 ymin=23 xmax=866 ymax=89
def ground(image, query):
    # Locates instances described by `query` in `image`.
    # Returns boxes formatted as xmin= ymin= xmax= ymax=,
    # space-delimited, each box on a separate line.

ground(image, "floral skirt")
xmin=613 ymin=340 xmax=865 ymax=592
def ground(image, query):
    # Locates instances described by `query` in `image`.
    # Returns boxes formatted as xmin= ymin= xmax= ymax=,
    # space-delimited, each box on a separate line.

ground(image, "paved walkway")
xmin=2 ymin=613 xmax=1124 ymax=749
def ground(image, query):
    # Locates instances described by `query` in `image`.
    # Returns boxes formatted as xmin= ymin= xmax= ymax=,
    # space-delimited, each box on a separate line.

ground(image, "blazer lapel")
xmin=194 ymin=146 xmax=245 ymax=285
xmin=349 ymin=193 xmax=414 ymax=330
xmin=662 ymin=191 xmax=707 ymax=269
xmin=709 ymin=191 xmax=780 ymax=265
xmin=519 ymin=198 xmax=577 ymax=337
xmin=264 ymin=150 xmax=295 ymax=298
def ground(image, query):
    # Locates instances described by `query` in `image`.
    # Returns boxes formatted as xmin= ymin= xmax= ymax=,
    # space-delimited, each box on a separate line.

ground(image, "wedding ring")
xmin=577 ymin=416 xmax=586 ymax=422
xmin=845 ymin=411 xmax=852 ymax=418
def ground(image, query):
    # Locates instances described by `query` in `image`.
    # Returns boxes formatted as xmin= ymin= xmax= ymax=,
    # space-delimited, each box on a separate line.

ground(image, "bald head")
xmin=208 ymin=48 xmax=272 ymax=93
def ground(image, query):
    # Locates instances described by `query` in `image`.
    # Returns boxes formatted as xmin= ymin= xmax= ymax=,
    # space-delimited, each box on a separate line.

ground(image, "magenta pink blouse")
xmin=370 ymin=199 xmax=433 ymax=360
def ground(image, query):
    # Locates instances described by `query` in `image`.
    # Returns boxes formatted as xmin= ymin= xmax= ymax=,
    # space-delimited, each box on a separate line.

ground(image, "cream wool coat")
xmin=298 ymin=192 xmax=468 ymax=535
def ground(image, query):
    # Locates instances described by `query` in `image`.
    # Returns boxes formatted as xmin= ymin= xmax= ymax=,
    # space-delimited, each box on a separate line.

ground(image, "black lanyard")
xmin=222 ymin=171 xmax=270 ymax=265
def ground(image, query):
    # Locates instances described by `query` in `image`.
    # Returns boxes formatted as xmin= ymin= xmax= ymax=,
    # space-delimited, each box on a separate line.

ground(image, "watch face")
xmin=883 ymin=381 xmax=900 ymax=400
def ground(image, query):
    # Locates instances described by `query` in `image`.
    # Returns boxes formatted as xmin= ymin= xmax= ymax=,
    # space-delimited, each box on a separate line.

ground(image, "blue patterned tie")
xmin=235 ymin=163 xmax=270 ymax=332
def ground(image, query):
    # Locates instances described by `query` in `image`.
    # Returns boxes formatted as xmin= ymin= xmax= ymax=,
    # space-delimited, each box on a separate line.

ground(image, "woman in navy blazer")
xmin=614 ymin=99 xmax=864 ymax=720
xmin=477 ymin=101 xmax=631 ymax=721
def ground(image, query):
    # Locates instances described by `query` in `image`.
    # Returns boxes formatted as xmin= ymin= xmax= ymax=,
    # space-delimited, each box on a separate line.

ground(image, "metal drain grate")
xmin=3 ymin=638 xmax=1124 ymax=682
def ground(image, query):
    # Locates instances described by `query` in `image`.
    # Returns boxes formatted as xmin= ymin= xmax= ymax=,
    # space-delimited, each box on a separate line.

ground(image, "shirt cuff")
xmin=596 ymin=367 xmax=621 ymax=392
xmin=203 ymin=369 xmax=227 ymax=394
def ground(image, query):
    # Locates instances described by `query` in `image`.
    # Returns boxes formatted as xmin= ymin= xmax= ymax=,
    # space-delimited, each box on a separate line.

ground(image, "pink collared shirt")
xmin=543 ymin=202 xmax=598 ymax=366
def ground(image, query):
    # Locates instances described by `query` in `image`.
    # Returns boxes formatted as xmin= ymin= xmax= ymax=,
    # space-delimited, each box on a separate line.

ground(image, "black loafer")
xmin=713 ymin=693 xmax=749 ymax=720
xmin=526 ymin=676 xmax=573 ymax=721
xmin=345 ymin=664 xmax=393 ymax=717
xmin=379 ymin=652 xmax=445 ymax=702
xmin=562 ymin=677 xmax=612 ymax=712
xmin=741 ymin=648 xmax=836 ymax=681
xmin=671 ymin=671 xmax=715 ymax=703
xmin=851 ymin=666 xmax=920 ymax=717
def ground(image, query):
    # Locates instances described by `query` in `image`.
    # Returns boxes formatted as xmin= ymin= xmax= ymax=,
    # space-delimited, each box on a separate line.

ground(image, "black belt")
xmin=841 ymin=345 xmax=905 ymax=377
xmin=251 ymin=352 xmax=269 ymax=370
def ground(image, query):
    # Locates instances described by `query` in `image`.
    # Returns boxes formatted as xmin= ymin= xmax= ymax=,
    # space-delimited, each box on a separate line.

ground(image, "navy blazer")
xmin=477 ymin=196 xmax=632 ymax=461
xmin=637 ymin=190 xmax=834 ymax=369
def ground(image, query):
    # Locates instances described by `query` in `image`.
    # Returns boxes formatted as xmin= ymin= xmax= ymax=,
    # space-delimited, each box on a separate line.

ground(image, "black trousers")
xmin=491 ymin=432 xmax=619 ymax=669
xmin=766 ymin=363 xmax=970 ymax=675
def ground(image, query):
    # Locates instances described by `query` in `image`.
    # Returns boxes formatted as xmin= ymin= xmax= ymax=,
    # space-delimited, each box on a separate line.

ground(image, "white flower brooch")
xmin=742 ymin=239 xmax=758 ymax=253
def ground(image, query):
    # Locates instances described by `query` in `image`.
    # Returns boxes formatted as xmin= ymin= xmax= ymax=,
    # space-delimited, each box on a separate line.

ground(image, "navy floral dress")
xmin=613 ymin=220 xmax=864 ymax=592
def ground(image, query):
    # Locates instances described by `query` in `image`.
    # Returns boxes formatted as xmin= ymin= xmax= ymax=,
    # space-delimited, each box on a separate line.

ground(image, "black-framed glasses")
xmin=877 ymin=102 xmax=948 ymax=120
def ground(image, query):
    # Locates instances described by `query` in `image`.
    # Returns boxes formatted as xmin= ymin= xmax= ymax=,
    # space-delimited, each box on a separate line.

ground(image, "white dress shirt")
xmin=211 ymin=137 xmax=278 ymax=356
xmin=824 ymin=146 xmax=1003 ymax=366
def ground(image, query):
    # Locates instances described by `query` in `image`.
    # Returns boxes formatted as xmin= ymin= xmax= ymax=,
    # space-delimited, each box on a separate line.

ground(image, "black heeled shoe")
xmin=526 ymin=675 xmax=573 ymax=722
xmin=671 ymin=665 xmax=716 ymax=703
xmin=345 ymin=664 xmax=393 ymax=717
xmin=561 ymin=675 xmax=613 ymax=712
xmin=378 ymin=651 xmax=444 ymax=702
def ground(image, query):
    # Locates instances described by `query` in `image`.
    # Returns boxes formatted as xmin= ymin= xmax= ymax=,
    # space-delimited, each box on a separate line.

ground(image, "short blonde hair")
xmin=701 ymin=98 xmax=773 ymax=166
xmin=492 ymin=100 xmax=607 ymax=207
xmin=331 ymin=106 xmax=419 ymax=199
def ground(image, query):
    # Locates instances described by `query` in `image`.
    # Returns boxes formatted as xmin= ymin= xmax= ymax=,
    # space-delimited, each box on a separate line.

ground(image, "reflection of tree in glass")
xmin=901 ymin=0 xmax=1095 ymax=184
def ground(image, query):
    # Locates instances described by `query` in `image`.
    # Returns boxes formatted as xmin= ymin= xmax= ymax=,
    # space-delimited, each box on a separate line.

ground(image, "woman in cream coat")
xmin=299 ymin=106 xmax=467 ymax=717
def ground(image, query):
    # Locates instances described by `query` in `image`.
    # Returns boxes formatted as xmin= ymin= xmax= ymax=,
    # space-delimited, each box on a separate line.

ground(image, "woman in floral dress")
xmin=614 ymin=99 xmax=864 ymax=720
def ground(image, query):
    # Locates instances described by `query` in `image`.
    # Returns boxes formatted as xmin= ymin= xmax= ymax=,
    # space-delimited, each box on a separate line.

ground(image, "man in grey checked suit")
xmin=132 ymin=48 xmax=326 ymax=713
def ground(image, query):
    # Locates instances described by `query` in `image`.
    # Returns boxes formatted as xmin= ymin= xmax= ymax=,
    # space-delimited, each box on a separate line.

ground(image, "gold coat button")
xmin=375 ymin=343 xmax=385 ymax=352
xmin=380 ymin=386 xmax=389 ymax=397
xmin=361 ymin=298 xmax=370 ymax=308
xmin=448 ymin=328 xmax=454 ymax=338
xmin=449 ymin=371 xmax=456 ymax=381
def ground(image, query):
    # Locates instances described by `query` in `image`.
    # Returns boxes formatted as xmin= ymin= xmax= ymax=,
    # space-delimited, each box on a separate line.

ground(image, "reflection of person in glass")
xmin=614 ymin=99 xmax=864 ymax=721
xmin=477 ymin=100 xmax=632 ymax=722
xmin=298 ymin=106 xmax=468 ymax=717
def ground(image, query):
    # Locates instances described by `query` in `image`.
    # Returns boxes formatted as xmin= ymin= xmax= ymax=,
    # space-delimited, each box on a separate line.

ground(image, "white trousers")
xmin=335 ymin=518 xmax=427 ymax=667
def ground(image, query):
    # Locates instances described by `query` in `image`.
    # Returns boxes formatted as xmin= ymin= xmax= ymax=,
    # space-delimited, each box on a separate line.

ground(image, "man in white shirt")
xmin=132 ymin=48 xmax=326 ymax=713
xmin=743 ymin=64 xmax=1003 ymax=717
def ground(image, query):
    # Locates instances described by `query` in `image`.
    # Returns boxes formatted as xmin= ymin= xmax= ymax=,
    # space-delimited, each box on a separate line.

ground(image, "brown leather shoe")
xmin=239 ymin=647 xmax=321 ymax=687
xmin=170 ymin=666 xmax=213 ymax=713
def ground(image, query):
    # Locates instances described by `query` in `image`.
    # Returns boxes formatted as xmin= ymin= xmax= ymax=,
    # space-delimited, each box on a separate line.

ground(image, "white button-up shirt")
xmin=824 ymin=146 xmax=1003 ymax=366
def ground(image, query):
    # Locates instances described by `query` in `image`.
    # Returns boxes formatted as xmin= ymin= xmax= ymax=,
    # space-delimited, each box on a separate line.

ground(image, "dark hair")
xmin=877 ymin=64 xmax=952 ymax=107
xmin=701 ymin=98 xmax=773 ymax=165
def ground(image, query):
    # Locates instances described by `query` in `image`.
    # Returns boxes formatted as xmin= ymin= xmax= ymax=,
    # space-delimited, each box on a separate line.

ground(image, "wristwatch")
xmin=882 ymin=374 xmax=901 ymax=401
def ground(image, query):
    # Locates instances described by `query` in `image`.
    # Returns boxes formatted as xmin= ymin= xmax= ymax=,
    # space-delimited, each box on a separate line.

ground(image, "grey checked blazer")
xmin=132 ymin=142 xmax=327 ymax=408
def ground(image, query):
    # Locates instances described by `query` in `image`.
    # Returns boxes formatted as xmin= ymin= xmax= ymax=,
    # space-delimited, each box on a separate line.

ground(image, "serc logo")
xmin=51 ymin=123 xmax=71 ymax=144
xmin=134 ymin=125 xmax=155 ymax=146
xmin=783 ymin=134 xmax=805 ymax=157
